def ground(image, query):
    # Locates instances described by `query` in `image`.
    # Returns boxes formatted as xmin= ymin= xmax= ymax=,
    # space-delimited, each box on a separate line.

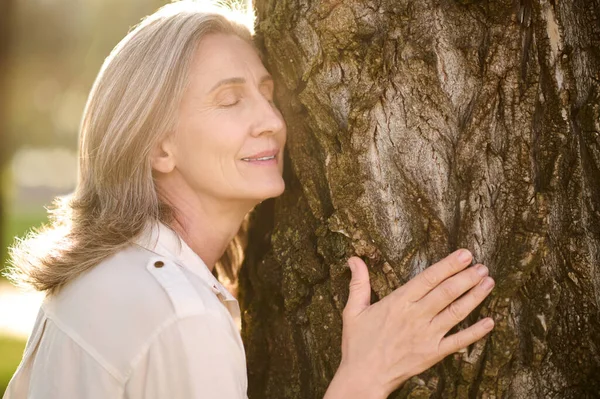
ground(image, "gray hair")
xmin=6 ymin=1 xmax=254 ymax=294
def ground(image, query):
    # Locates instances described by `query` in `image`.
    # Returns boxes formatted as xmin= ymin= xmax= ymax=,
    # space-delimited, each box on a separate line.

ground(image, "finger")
xmin=419 ymin=264 xmax=489 ymax=315
xmin=432 ymin=276 xmax=495 ymax=333
xmin=438 ymin=317 xmax=495 ymax=357
xmin=343 ymin=257 xmax=371 ymax=319
xmin=397 ymin=249 xmax=473 ymax=302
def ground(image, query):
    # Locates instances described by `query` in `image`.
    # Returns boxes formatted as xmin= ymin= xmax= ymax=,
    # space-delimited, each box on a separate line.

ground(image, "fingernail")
xmin=458 ymin=249 xmax=472 ymax=263
xmin=480 ymin=277 xmax=495 ymax=290
xmin=347 ymin=258 xmax=355 ymax=272
xmin=476 ymin=265 xmax=489 ymax=277
xmin=483 ymin=318 xmax=494 ymax=329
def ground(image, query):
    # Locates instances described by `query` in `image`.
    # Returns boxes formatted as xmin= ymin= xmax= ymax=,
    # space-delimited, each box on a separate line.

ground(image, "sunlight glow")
xmin=0 ymin=283 xmax=44 ymax=339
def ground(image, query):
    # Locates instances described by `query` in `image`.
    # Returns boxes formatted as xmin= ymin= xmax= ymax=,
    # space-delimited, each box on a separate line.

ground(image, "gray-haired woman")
xmin=4 ymin=2 xmax=495 ymax=398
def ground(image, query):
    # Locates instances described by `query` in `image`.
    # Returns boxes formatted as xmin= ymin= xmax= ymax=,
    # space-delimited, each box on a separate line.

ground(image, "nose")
xmin=250 ymin=95 xmax=286 ymax=137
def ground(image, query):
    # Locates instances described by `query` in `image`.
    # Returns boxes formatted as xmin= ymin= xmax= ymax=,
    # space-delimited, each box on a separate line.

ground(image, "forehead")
xmin=189 ymin=33 xmax=268 ymax=91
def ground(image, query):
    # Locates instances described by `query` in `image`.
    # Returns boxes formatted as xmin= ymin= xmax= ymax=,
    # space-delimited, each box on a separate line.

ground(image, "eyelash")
xmin=218 ymin=92 xmax=275 ymax=108
xmin=220 ymin=99 xmax=240 ymax=108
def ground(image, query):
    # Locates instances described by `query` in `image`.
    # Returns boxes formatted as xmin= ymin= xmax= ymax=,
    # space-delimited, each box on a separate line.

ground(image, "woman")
xmin=4 ymin=2 xmax=495 ymax=398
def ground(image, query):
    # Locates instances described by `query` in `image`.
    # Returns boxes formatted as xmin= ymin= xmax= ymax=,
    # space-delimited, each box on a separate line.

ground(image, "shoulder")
xmin=47 ymin=243 xmax=207 ymax=322
xmin=43 ymin=244 xmax=212 ymax=378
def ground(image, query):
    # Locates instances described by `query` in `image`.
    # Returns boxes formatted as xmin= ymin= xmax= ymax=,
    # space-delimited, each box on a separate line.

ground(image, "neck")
xmin=159 ymin=185 xmax=256 ymax=271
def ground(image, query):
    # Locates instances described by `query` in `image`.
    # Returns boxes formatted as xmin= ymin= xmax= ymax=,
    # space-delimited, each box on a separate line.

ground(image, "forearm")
xmin=323 ymin=364 xmax=389 ymax=399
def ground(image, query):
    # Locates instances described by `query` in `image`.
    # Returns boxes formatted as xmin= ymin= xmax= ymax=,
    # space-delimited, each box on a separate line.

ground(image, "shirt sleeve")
xmin=124 ymin=312 xmax=248 ymax=399
xmin=5 ymin=315 xmax=124 ymax=399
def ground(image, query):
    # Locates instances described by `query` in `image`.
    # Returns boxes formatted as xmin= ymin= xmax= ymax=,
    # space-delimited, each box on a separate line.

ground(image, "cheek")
xmin=176 ymin=118 xmax=246 ymax=177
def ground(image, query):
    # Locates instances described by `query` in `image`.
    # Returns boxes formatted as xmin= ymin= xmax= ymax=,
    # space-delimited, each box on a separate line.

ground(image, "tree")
xmin=240 ymin=0 xmax=600 ymax=397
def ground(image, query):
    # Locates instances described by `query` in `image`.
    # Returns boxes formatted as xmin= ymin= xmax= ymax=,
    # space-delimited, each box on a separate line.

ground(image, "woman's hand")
xmin=324 ymin=249 xmax=495 ymax=399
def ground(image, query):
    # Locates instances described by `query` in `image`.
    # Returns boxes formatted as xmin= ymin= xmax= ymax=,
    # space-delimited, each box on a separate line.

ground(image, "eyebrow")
xmin=208 ymin=74 xmax=274 ymax=93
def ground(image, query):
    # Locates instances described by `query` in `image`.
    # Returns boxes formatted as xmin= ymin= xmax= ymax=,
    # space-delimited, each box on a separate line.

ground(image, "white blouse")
xmin=4 ymin=223 xmax=248 ymax=398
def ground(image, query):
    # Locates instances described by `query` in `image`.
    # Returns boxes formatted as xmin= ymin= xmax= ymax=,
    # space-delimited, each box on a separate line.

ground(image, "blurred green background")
xmin=0 ymin=0 xmax=169 ymax=394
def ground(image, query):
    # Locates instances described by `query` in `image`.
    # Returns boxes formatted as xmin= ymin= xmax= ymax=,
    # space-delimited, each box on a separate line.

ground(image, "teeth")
xmin=243 ymin=155 xmax=275 ymax=161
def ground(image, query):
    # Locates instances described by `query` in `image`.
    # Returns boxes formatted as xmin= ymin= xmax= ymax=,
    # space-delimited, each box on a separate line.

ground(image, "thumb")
xmin=344 ymin=256 xmax=371 ymax=318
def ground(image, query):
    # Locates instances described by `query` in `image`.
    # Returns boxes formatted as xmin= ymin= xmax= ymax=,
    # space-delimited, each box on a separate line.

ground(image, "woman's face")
xmin=164 ymin=33 xmax=286 ymax=205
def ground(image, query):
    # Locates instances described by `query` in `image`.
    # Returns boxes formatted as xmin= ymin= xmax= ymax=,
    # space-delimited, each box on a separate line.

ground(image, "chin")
xmin=250 ymin=179 xmax=286 ymax=201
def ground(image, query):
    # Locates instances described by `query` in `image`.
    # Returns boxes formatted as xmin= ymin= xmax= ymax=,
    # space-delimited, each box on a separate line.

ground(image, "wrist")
xmin=324 ymin=362 xmax=389 ymax=399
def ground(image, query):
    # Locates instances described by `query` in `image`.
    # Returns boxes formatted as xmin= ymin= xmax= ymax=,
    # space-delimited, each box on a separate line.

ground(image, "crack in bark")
xmin=245 ymin=0 xmax=600 ymax=397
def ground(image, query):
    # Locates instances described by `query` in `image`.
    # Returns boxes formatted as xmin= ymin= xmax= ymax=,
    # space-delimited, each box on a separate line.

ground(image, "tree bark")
xmin=240 ymin=0 xmax=600 ymax=398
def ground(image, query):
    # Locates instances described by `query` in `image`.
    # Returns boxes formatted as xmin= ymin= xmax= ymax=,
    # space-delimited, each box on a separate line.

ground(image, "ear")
xmin=150 ymin=136 xmax=176 ymax=174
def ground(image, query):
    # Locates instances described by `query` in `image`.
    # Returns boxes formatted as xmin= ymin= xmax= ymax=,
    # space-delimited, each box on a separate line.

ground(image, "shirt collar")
xmin=134 ymin=221 xmax=236 ymax=303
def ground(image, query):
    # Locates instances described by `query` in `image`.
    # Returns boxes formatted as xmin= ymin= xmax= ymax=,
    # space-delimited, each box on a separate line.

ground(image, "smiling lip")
xmin=241 ymin=148 xmax=280 ymax=161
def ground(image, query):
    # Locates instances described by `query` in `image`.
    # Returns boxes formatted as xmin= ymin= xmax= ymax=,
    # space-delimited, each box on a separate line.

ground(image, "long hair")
xmin=6 ymin=1 xmax=254 ymax=295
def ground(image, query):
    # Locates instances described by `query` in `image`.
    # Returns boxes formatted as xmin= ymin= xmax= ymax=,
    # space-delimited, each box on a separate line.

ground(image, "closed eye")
xmin=259 ymin=81 xmax=275 ymax=101
xmin=216 ymin=88 xmax=243 ymax=107
xmin=219 ymin=98 xmax=241 ymax=107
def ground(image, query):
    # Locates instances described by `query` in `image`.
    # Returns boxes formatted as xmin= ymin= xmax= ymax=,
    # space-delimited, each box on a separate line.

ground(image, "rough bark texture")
xmin=240 ymin=0 xmax=600 ymax=398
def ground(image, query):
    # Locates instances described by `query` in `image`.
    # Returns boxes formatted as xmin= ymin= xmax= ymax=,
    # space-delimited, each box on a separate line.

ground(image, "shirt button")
xmin=154 ymin=261 xmax=165 ymax=268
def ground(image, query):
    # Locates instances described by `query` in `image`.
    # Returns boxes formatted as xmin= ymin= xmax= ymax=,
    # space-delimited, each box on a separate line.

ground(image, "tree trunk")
xmin=240 ymin=0 xmax=600 ymax=398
